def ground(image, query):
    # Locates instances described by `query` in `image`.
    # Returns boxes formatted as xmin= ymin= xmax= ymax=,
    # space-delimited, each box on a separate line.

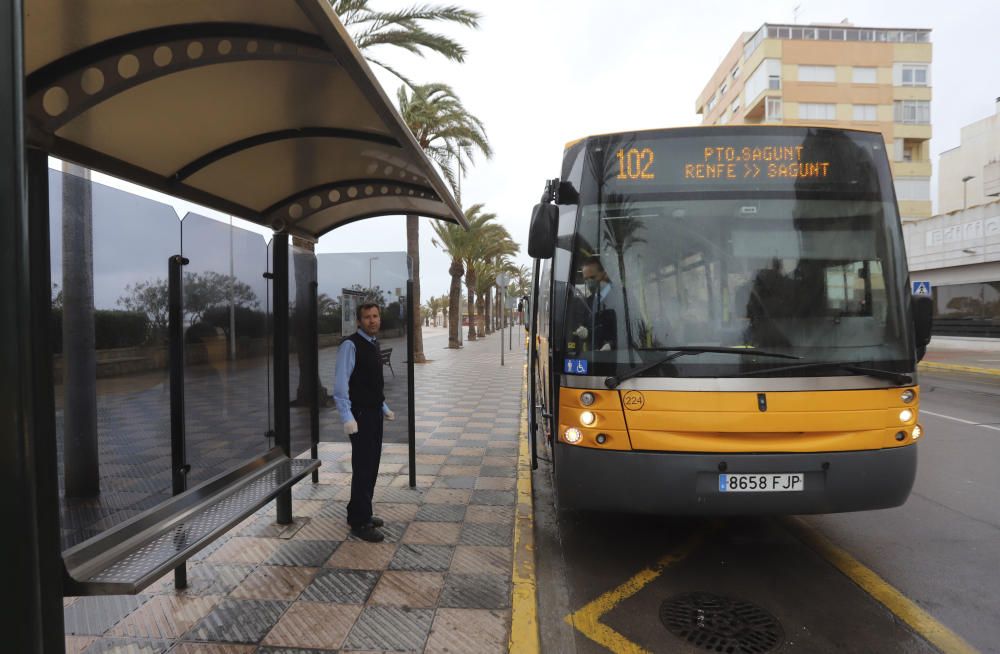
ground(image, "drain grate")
xmin=660 ymin=592 xmax=783 ymax=654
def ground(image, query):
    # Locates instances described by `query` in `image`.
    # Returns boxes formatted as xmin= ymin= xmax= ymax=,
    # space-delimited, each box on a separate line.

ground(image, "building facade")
xmin=697 ymin=22 xmax=932 ymax=222
xmin=938 ymin=98 xmax=1000 ymax=214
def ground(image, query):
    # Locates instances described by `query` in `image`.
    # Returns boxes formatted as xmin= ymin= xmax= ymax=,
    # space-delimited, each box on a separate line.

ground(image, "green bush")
xmin=201 ymin=305 xmax=268 ymax=340
xmin=50 ymin=308 xmax=149 ymax=352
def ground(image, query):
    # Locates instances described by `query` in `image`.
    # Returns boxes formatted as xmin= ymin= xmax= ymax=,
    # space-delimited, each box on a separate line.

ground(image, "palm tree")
xmin=398 ymin=83 xmax=491 ymax=362
xmin=431 ymin=204 xmax=496 ymax=347
xmin=333 ymin=1 xmax=482 ymax=87
xmin=461 ymin=220 xmax=512 ymax=341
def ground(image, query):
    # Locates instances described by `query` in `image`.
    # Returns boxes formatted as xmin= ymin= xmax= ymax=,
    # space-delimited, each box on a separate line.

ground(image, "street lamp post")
xmin=962 ymin=175 xmax=975 ymax=210
xmin=368 ymin=256 xmax=379 ymax=291
xmin=496 ymin=272 xmax=510 ymax=366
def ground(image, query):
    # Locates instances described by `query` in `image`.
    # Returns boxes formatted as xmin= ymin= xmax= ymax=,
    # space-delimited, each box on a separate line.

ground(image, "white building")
xmin=938 ymin=98 xmax=1000 ymax=214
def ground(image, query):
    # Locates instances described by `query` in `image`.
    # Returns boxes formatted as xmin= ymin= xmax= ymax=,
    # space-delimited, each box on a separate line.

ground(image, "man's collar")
xmin=355 ymin=328 xmax=377 ymax=344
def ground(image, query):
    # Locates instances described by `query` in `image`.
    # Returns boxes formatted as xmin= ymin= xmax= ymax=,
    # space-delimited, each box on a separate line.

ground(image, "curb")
xmin=509 ymin=364 xmax=540 ymax=653
xmin=919 ymin=361 xmax=1000 ymax=377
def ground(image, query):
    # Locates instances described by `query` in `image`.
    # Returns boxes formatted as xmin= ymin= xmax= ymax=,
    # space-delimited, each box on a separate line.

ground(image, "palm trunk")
xmin=484 ymin=286 xmax=493 ymax=334
xmin=447 ymin=258 xmax=463 ymax=348
xmin=477 ymin=292 xmax=486 ymax=337
xmin=465 ymin=267 xmax=477 ymax=341
xmin=406 ymin=214 xmax=425 ymax=363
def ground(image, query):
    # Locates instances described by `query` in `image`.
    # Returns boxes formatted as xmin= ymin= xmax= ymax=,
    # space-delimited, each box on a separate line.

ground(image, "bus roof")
xmin=563 ymin=124 xmax=885 ymax=151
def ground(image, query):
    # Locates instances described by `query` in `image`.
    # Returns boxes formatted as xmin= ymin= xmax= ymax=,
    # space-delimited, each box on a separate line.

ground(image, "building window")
xmin=900 ymin=64 xmax=929 ymax=86
xmin=852 ymin=104 xmax=877 ymax=121
xmin=894 ymin=177 xmax=930 ymax=201
xmin=765 ymin=97 xmax=782 ymax=121
xmin=894 ymin=100 xmax=930 ymax=124
xmin=720 ymin=81 xmax=728 ymax=97
xmin=768 ymin=74 xmax=781 ymax=90
xmin=731 ymin=97 xmax=741 ymax=114
xmin=852 ymin=67 xmax=877 ymax=84
xmin=706 ymin=93 xmax=717 ymax=113
xmin=799 ymin=103 xmax=836 ymax=120
xmin=731 ymin=64 xmax=741 ymax=81
xmin=798 ymin=65 xmax=835 ymax=82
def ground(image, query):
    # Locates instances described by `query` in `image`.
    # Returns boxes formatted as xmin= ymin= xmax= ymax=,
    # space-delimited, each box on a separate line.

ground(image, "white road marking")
xmin=921 ymin=409 xmax=1000 ymax=432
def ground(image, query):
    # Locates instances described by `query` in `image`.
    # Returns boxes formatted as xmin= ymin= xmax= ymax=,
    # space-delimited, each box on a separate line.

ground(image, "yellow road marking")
xmin=510 ymin=365 xmax=540 ymax=653
xmin=784 ymin=517 xmax=980 ymax=654
xmin=919 ymin=361 xmax=1000 ymax=377
xmin=564 ymin=525 xmax=712 ymax=654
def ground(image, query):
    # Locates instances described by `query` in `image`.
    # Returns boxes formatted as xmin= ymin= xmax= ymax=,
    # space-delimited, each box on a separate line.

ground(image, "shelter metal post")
xmin=407 ymin=279 xmax=416 ymax=488
xmin=273 ymin=234 xmax=292 ymax=523
xmin=309 ymin=281 xmax=320 ymax=484
xmin=168 ymin=254 xmax=190 ymax=589
xmin=528 ymin=260 xmax=541 ymax=470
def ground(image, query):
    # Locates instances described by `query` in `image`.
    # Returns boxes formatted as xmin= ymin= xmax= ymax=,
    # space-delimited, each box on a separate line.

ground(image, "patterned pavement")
xmin=64 ymin=326 xmax=528 ymax=653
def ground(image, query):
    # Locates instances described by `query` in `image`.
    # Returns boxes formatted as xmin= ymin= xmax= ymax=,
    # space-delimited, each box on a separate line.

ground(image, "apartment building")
xmin=697 ymin=22 xmax=932 ymax=222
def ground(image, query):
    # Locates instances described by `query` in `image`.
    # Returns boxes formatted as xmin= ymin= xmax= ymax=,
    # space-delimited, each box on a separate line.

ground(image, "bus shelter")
xmin=1 ymin=1 xmax=464 ymax=650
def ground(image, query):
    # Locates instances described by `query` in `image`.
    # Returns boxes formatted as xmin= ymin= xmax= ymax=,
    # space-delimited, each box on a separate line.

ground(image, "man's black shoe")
xmin=350 ymin=524 xmax=385 ymax=543
xmin=369 ymin=515 xmax=384 ymax=528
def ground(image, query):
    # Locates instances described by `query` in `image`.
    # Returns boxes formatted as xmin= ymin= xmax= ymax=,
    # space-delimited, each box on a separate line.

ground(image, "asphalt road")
xmin=534 ymin=369 xmax=1000 ymax=653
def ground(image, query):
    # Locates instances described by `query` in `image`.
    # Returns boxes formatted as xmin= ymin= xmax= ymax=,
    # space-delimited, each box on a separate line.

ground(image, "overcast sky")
xmin=85 ymin=0 xmax=1000 ymax=301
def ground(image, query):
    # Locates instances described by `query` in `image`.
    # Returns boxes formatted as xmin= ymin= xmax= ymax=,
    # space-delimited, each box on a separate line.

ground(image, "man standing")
xmin=333 ymin=302 xmax=395 ymax=542
xmin=572 ymin=256 xmax=617 ymax=351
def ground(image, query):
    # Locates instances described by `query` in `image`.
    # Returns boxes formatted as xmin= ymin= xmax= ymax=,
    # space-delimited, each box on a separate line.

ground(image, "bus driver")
xmin=572 ymin=256 xmax=617 ymax=352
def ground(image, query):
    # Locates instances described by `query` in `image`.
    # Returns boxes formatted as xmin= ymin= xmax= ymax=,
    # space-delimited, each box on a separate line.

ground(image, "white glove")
xmin=343 ymin=419 xmax=359 ymax=436
xmin=384 ymin=410 xmax=396 ymax=421
xmin=599 ymin=342 xmax=612 ymax=351
xmin=573 ymin=325 xmax=589 ymax=339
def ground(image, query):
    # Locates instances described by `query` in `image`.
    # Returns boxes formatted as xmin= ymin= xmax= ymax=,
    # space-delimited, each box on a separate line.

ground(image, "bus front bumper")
xmin=553 ymin=443 xmax=917 ymax=515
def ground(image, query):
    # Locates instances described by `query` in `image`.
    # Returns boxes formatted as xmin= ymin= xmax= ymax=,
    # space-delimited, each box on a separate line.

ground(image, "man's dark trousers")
xmin=347 ymin=405 xmax=383 ymax=528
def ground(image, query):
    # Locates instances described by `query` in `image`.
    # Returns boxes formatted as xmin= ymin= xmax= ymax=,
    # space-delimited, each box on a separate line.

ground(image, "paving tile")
xmin=422 ymin=488 xmax=472 ymax=505
xmin=266 ymin=540 xmax=339 ymax=567
xmin=369 ymin=570 xmax=445 ymax=608
xmin=79 ymin=637 xmax=173 ymax=653
xmin=450 ymin=546 xmax=513 ymax=576
xmin=65 ymin=636 xmax=95 ymax=654
xmin=388 ymin=544 xmax=455 ymax=572
xmin=371 ymin=502 xmax=420 ymax=523
xmin=343 ymin=606 xmax=435 ymax=651
xmin=63 ymin=595 xmax=149 ymax=635
xmin=432 ymin=475 xmax=477 ymax=489
xmin=325 ymin=541 xmax=398 ymax=570
xmin=475 ymin=476 xmax=516 ymax=490
xmin=229 ymin=566 xmax=316 ymax=601
xmin=184 ymin=599 xmax=288 ymax=644
xmin=424 ymin=608 xmax=509 ymax=654
xmin=147 ymin=563 xmax=254 ymax=596
xmin=205 ymin=537 xmax=281 ymax=564
xmin=439 ymin=573 xmax=511 ymax=609
xmin=170 ymin=645 xmax=255 ymax=654
xmin=261 ymin=601 xmax=362 ymax=649
xmin=414 ymin=503 xmax=467 ymax=522
xmin=300 ymin=568 xmax=380 ymax=604
xmin=291 ymin=517 xmax=351 ymax=542
xmin=469 ymin=490 xmax=516 ymax=506
xmin=401 ymin=521 xmax=462 ymax=545
xmin=463 ymin=505 xmax=514 ymax=524
xmin=108 ymin=594 xmax=221 ymax=639
xmin=479 ymin=465 xmax=516 ymax=478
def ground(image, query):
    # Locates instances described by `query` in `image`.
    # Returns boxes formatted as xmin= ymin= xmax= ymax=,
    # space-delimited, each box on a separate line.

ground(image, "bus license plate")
xmin=719 ymin=473 xmax=804 ymax=492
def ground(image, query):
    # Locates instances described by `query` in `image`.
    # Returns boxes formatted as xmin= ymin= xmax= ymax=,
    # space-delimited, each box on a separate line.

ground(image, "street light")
xmin=496 ymin=272 xmax=510 ymax=366
xmin=962 ymin=175 xmax=975 ymax=210
xmin=368 ymin=256 xmax=379 ymax=290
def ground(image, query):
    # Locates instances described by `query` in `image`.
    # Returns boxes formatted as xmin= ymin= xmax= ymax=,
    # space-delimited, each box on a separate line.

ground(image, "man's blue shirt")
xmin=333 ymin=329 xmax=390 ymax=423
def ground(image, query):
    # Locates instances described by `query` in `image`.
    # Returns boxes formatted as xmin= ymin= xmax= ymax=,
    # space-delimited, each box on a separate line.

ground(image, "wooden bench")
xmin=380 ymin=347 xmax=394 ymax=377
xmin=62 ymin=448 xmax=319 ymax=596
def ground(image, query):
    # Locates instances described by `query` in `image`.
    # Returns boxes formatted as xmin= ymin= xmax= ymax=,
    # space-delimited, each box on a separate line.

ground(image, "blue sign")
xmin=912 ymin=281 xmax=932 ymax=296
xmin=564 ymin=358 xmax=588 ymax=375
xmin=719 ymin=474 xmax=728 ymax=492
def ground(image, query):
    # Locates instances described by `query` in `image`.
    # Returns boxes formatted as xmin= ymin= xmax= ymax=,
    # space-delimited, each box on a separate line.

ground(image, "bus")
xmin=526 ymin=126 xmax=933 ymax=515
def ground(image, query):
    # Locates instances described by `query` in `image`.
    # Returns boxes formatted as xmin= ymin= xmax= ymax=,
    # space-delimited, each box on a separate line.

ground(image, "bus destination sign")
xmin=615 ymin=145 xmax=832 ymax=182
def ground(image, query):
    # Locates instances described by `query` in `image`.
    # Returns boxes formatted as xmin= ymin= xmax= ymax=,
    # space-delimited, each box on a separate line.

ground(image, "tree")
xmin=431 ymin=204 xmax=495 ymax=347
xmin=333 ymin=1 xmax=481 ymax=87
xmin=398 ymin=83 xmax=492 ymax=362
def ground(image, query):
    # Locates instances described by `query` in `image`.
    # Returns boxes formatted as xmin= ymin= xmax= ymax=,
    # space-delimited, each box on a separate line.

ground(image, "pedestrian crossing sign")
xmin=912 ymin=281 xmax=932 ymax=296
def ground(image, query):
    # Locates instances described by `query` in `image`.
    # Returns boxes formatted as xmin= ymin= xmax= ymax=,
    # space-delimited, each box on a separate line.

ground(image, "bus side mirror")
xmin=528 ymin=203 xmax=558 ymax=259
xmin=912 ymin=294 xmax=932 ymax=361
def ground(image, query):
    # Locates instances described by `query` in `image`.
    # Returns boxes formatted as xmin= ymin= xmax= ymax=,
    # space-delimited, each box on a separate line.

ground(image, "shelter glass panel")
xmin=289 ymin=242 xmax=318 ymax=456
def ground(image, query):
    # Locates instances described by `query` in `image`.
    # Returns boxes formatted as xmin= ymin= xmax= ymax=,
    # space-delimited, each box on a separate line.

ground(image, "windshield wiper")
xmin=604 ymin=346 xmax=800 ymax=389
xmin=734 ymin=361 xmax=912 ymax=385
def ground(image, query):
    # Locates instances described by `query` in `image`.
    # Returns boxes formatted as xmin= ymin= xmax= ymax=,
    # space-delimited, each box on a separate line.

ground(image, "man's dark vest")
xmin=347 ymin=332 xmax=384 ymax=409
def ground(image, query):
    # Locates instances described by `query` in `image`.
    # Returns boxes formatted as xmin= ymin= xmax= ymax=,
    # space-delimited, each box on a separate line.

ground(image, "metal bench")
xmin=62 ymin=448 xmax=320 ymax=596
xmin=381 ymin=347 xmax=394 ymax=377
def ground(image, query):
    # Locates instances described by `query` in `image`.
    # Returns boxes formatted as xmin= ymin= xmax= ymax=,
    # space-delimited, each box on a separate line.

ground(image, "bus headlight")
xmin=580 ymin=392 xmax=596 ymax=406
xmin=899 ymin=409 xmax=914 ymax=423
xmin=564 ymin=427 xmax=583 ymax=444
xmin=579 ymin=411 xmax=596 ymax=426
xmin=912 ymin=424 xmax=922 ymax=440
xmin=900 ymin=389 xmax=915 ymax=404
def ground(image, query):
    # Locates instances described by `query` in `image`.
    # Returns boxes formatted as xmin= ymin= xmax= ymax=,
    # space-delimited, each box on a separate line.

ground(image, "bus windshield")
xmin=563 ymin=128 xmax=912 ymax=379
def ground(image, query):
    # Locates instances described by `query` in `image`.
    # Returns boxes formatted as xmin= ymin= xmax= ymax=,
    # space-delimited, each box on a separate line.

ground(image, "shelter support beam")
xmin=273 ymin=233 xmax=293 ymax=524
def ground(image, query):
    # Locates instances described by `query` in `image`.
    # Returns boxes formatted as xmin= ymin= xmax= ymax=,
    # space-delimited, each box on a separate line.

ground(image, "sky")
xmin=82 ymin=0 xmax=1000 ymax=301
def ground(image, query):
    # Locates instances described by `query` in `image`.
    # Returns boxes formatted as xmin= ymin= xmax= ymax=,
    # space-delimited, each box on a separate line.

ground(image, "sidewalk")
xmin=920 ymin=336 xmax=1000 ymax=376
xmin=64 ymin=328 xmax=528 ymax=653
